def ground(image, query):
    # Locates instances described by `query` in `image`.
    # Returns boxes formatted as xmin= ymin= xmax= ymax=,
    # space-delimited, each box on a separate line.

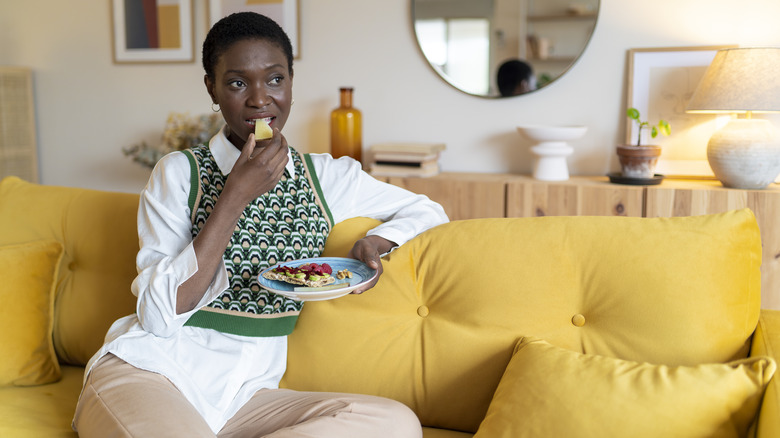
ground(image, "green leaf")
xmin=658 ymin=120 xmax=671 ymax=136
xmin=651 ymin=126 xmax=658 ymax=138
xmin=626 ymin=108 xmax=640 ymax=120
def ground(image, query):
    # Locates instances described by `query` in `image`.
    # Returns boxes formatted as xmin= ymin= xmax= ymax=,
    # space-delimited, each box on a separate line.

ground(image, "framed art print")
xmin=111 ymin=0 xmax=195 ymax=63
xmin=208 ymin=0 xmax=300 ymax=58
xmin=626 ymin=45 xmax=737 ymax=178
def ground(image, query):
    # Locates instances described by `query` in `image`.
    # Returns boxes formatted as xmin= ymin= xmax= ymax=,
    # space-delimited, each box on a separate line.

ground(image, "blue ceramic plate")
xmin=258 ymin=257 xmax=378 ymax=301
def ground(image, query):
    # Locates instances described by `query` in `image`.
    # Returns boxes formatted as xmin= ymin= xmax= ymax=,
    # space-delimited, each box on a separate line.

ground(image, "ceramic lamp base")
xmin=707 ymin=119 xmax=780 ymax=189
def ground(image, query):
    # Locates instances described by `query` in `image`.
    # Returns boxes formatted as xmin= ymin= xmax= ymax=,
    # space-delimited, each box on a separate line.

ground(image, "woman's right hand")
xmin=223 ymin=129 xmax=289 ymax=206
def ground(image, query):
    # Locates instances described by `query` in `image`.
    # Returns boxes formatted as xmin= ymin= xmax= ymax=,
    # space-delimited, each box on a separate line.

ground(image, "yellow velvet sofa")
xmin=1 ymin=175 xmax=779 ymax=438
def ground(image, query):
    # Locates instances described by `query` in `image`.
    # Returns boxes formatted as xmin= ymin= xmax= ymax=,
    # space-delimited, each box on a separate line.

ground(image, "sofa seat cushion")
xmin=0 ymin=240 xmax=63 ymax=386
xmin=284 ymin=210 xmax=762 ymax=433
xmin=0 ymin=365 xmax=82 ymax=437
xmin=474 ymin=337 xmax=775 ymax=438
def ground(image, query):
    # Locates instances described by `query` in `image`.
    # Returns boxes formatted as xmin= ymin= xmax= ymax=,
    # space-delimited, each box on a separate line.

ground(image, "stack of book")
xmin=367 ymin=143 xmax=446 ymax=178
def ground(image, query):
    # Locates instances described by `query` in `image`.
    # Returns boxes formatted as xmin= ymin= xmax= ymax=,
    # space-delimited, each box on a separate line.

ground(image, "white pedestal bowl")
xmin=517 ymin=125 xmax=588 ymax=181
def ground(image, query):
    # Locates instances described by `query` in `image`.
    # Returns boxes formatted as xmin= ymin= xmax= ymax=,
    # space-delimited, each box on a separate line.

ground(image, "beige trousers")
xmin=73 ymin=354 xmax=422 ymax=438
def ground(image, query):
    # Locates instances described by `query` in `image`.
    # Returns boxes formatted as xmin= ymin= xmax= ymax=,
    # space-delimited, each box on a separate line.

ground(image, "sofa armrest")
xmin=751 ymin=309 xmax=780 ymax=438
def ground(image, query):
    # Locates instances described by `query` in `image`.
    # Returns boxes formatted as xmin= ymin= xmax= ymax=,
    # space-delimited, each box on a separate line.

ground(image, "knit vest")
xmin=180 ymin=144 xmax=333 ymax=336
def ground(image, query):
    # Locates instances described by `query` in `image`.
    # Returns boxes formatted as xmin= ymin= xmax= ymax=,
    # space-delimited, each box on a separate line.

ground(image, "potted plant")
xmin=617 ymin=108 xmax=671 ymax=179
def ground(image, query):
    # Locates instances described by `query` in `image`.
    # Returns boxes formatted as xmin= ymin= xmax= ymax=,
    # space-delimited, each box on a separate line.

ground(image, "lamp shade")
xmin=687 ymin=47 xmax=780 ymax=113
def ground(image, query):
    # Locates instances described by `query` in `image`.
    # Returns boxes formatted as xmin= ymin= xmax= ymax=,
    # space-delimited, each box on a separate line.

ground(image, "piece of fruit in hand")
xmin=254 ymin=118 xmax=273 ymax=140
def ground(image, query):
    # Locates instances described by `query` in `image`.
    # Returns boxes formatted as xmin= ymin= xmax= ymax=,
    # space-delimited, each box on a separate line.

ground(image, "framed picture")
xmin=111 ymin=0 xmax=195 ymax=63
xmin=208 ymin=0 xmax=300 ymax=58
xmin=626 ymin=45 xmax=737 ymax=178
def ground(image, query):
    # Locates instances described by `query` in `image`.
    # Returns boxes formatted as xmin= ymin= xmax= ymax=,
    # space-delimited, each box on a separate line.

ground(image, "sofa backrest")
xmin=283 ymin=211 xmax=762 ymax=433
xmin=0 ymin=177 xmax=139 ymax=366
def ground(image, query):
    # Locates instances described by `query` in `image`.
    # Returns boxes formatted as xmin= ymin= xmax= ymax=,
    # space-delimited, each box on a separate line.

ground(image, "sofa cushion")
xmin=0 ymin=177 xmax=139 ymax=366
xmin=0 ymin=240 xmax=63 ymax=386
xmin=474 ymin=336 xmax=775 ymax=438
xmin=284 ymin=210 xmax=762 ymax=433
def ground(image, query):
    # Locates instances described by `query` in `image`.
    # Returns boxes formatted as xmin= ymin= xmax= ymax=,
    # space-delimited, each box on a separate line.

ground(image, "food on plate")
xmin=263 ymin=262 xmax=335 ymax=287
xmin=254 ymin=118 xmax=273 ymax=140
xmin=336 ymin=269 xmax=352 ymax=280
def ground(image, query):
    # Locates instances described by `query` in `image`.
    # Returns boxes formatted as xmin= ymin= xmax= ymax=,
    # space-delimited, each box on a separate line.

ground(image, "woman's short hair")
xmin=497 ymin=59 xmax=534 ymax=97
xmin=202 ymin=12 xmax=294 ymax=79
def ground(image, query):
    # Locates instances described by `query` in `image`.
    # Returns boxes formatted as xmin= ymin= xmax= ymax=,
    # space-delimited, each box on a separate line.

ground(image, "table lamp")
xmin=686 ymin=47 xmax=780 ymax=189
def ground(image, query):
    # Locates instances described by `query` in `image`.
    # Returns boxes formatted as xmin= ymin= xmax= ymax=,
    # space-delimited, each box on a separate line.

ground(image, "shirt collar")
xmin=209 ymin=126 xmax=295 ymax=176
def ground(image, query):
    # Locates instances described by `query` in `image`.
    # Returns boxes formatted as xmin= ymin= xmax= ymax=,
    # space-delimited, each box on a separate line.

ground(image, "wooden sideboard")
xmin=378 ymin=173 xmax=780 ymax=310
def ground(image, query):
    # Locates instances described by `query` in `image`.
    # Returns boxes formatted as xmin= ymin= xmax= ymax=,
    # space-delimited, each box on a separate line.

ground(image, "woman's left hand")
xmin=347 ymin=235 xmax=397 ymax=294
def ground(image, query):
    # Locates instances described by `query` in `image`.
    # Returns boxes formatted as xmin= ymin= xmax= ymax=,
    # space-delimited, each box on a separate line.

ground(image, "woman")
xmin=73 ymin=12 xmax=447 ymax=437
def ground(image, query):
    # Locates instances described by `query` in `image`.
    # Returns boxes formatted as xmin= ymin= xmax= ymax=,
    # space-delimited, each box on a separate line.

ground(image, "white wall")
xmin=1 ymin=0 xmax=779 ymax=193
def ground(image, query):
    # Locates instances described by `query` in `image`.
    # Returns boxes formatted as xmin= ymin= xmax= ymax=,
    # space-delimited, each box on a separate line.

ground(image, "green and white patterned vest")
xmin=180 ymin=143 xmax=333 ymax=337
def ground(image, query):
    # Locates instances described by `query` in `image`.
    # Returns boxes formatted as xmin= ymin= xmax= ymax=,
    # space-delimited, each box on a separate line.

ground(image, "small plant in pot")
xmin=617 ymin=108 xmax=671 ymax=179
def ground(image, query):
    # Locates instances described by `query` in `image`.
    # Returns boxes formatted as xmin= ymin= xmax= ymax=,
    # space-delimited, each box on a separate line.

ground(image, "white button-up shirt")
xmin=78 ymin=129 xmax=448 ymax=433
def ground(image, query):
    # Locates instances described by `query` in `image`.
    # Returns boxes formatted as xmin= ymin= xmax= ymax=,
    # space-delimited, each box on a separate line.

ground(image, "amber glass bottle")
xmin=330 ymin=87 xmax=362 ymax=163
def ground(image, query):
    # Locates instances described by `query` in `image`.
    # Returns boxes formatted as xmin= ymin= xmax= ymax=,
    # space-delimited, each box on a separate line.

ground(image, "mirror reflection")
xmin=412 ymin=0 xmax=599 ymax=98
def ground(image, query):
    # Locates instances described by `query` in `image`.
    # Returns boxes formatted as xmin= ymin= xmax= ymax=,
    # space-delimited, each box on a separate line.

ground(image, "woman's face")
xmin=205 ymin=38 xmax=293 ymax=149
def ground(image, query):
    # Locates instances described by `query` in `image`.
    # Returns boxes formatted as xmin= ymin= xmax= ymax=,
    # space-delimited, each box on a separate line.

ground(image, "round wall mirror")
xmin=411 ymin=0 xmax=600 ymax=98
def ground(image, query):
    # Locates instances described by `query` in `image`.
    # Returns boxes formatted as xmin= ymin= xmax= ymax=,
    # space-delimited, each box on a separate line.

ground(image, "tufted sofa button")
xmin=571 ymin=313 xmax=586 ymax=327
xmin=417 ymin=305 xmax=429 ymax=318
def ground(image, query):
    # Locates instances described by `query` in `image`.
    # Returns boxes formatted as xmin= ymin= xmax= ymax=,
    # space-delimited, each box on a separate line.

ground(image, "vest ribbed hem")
xmin=184 ymin=308 xmax=299 ymax=337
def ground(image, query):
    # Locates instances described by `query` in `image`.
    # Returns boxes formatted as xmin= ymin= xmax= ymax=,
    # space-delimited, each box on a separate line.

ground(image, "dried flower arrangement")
xmin=123 ymin=112 xmax=224 ymax=168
